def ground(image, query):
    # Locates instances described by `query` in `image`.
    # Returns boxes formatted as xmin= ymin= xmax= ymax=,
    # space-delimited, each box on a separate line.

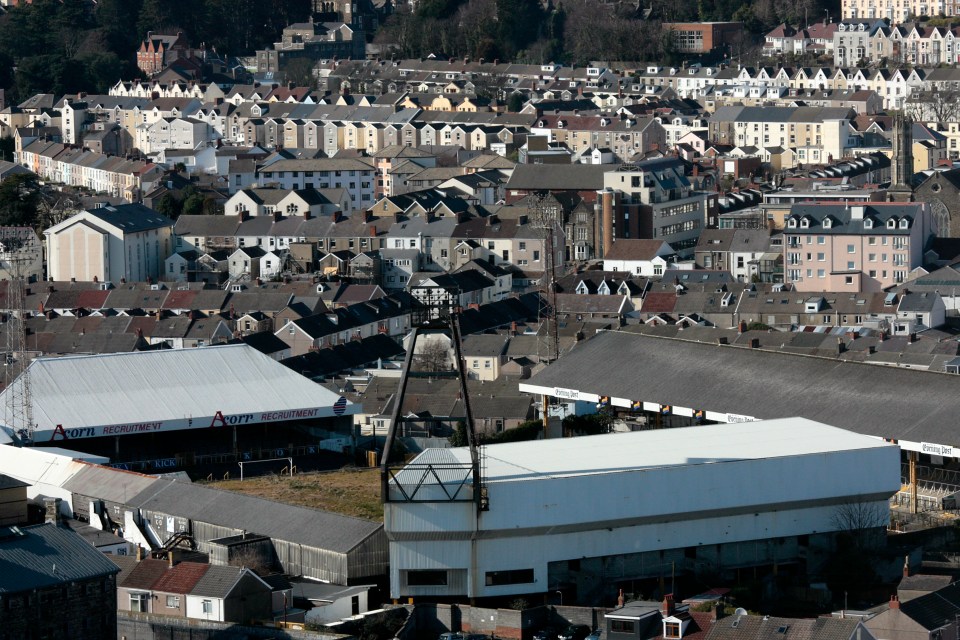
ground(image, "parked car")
xmin=585 ymin=630 xmax=602 ymax=640
xmin=558 ymin=625 xmax=591 ymax=640
xmin=533 ymin=628 xmax=560 ymax=640
xmin=440 ymin=633 xmax=465 ymax=640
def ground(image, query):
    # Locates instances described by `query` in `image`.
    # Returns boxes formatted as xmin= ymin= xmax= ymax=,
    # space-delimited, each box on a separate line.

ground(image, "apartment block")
xmin=783 ymin=202 xmax=936 ymax=292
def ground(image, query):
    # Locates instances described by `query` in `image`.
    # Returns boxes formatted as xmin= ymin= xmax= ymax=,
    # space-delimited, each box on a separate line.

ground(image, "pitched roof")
xmin=189 ymin=565 xmax=248 ymax=598
xmin=152 ymin=561 xmax=211 ymax=594
xmin=705 ymin=615 xmax=860 ymax=640
xmin=604 ymin=239 xmax=671 ymax=261
xmin=0 ymin=523 xmax=122 ymax=593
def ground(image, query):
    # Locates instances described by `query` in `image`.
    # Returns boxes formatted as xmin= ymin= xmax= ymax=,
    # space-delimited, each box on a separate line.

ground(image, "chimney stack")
xmin=135 ymin=545 xmax=143 ymax=561
xmin=43 ymin=497 xmax=63 ymax=526
xmin=903 ymin=555 xmax=911 ymax=578
xmin=890 ymin=595 xmax=900 ymax=610
xmin=168 ymin=551 xmax=175 ymax=568
xmin=661 ymin=594 xmax=675 ymax=617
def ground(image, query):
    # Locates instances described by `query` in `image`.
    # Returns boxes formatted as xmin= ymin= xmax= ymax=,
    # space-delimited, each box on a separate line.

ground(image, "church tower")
xmin=888 ymin=111 xmax=915 ymax=202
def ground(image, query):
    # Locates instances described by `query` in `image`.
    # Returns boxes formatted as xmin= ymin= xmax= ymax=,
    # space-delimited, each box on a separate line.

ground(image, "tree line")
xmin=0 ymin=0 xmax=312 ymax=102
xmin=375 ymin=0 xmax=833 ymax=67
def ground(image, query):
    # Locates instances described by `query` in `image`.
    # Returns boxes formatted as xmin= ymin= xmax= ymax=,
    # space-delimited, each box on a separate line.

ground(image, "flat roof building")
xmin=385 ymin=417 xmax=899 ymax=602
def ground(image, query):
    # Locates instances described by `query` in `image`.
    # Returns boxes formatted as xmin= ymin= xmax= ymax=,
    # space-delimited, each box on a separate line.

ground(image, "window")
xmin=201 ymin=599 xmax=213 ymax=614
xmin=847 ymin=244 xmax=855 ymax=253
xmin=407 ymin=570 xmax=448 ymax=586
xmin=485 ymin=569 xmax=534 ymax=586
xmin=473 ymin=360 xmax=479 ymax=368
xmin=611 ymin=621 xmax=636 ymax=634
xmin=818 ymin=269 xmax=825 ymax=278
xmin=519 ymin=242 xmax=526 ymax=251
xmin=665 ymin=623 xmax=681 ymax=638
xmin=166 ymin=595 xmax=180 ymax=608
xmin=130 ymin=593 xmax=149 ymax=613
xmin=845 ymin=276 xmax=854 ymax=285
xmin=817 ymin=252 xmax=825 ymax=261
xmin=533 ymin=250 xmax=540 ymax=261
xmin=817 ymin=236 xmax=825 ymax=244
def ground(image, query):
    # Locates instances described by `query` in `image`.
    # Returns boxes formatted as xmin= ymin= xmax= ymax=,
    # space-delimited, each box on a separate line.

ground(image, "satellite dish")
xmin=734 ymin=608 xmax=748 ymax=616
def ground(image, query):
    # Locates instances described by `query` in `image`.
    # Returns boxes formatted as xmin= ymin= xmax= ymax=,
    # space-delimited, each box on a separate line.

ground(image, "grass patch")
xmin=206 ymin=467 xmax=383 ymax=521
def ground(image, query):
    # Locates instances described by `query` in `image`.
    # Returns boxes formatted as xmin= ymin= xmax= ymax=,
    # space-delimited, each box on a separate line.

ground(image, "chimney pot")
xmin=168 ymin=551 xmax=174 ymax=568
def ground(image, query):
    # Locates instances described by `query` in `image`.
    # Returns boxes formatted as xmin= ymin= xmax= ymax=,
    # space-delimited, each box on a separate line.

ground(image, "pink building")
xmin=784 ymin=202 xmax=936 ymax=293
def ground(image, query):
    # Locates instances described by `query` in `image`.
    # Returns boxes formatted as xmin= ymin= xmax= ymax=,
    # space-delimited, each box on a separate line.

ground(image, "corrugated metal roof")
xmin=406 ymin=418 xmax=891 ymax=484
xmin=1 ymin=344 xmax=355 ymax=435
xmin=0 ymin=523 xmax=120 ymax=593
xmin=127 ymin=478 xmax=382 ymax=554
xmin=519 ymin=330 xmax=960 ymax=445
xmin=63 ymin=463 xmax=163 ymax=503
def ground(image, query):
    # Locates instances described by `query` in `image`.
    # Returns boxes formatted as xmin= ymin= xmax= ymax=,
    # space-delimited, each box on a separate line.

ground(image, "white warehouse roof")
xmin=403 ymin=417 xmax=891 ymax=483
xmin=2 ymin=344 xmax=357 ymax=441
xmin=386 ymin=418 xmax=900 ymax=600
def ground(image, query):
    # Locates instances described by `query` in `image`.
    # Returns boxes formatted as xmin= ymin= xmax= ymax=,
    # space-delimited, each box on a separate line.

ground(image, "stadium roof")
xmin=406 ymin=418 xmax=891 ymax=483
xmin=2 ymin=344 xmax=356 ymax=440
xmin=519 ymin=330 xmax=960 ymax=449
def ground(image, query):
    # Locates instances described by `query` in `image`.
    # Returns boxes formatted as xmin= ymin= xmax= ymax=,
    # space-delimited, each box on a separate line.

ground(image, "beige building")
xmin=45 ymin=204 xmax=174 ymax=283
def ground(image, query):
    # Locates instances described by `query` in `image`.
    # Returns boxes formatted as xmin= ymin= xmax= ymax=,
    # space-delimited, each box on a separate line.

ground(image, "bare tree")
xmin=909 ymin=89 xmax=960 ymax=123
xmin=830 ymin=500 xmax=889 ymax=550
xmin=413 ymin=336 xmax=451 ymax=372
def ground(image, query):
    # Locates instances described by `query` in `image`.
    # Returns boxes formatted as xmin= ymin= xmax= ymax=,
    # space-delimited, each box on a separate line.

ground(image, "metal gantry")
xmin=379 ymin=313 xmax=486 ymax=513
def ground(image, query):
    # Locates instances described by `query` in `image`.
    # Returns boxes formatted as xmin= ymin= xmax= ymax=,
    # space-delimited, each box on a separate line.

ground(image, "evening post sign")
xmin=40 ymin=403 xmax=355 ymax=441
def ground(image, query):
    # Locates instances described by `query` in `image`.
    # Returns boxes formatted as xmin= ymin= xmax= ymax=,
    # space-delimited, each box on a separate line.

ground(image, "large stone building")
xmin=0 ymin=522 xmax=120 ymax=639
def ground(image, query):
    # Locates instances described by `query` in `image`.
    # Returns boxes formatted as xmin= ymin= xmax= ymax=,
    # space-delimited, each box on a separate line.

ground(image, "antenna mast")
xmin=1 ymin=232 xmax=36 ymax=445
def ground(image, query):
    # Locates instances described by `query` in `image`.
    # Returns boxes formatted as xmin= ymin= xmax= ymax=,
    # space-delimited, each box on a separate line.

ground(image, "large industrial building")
xmin=0 ymin=445 xmax=388 ymax=584
xmin=384 ymin=418 xmax=900 ymax=602
xmin=517 ymin=330 xmax=960 ymax=459
xmin=0 ymin=344 xmax=358 ymax=466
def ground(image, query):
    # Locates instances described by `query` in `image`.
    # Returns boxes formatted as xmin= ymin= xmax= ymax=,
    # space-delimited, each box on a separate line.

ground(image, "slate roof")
xmin=281 ymin=333 xmax=404 ymax=378
xmin=84 ymin=204 xmax=173 ymax=232
xmin=0 ymin=523 xmax=120 ymax=593
xmin=705 ymin=615 xmax=860 ymax=640
xmin=190 ymin=565 xmax=248 ymax=598
xmin=506 ymin=164 xmax=612 ymax=191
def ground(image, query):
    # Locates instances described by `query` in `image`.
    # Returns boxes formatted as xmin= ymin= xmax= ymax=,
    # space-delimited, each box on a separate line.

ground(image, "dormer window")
xmin=788 ymin=218 xmax=798 ymax=228
xmin=900 ymin=218 xmax=910 ymax=229
xmin=822 ymin=217 xmax=832 ymax=229
xmin=864 ymin=218 xmax=873 ymax=229
xmin=800 ymin=217 xmax=810 ymax=228
xmin=887 ymin=218 xmax=897 ymax=229
xmin=665 ymin=623 xmax=681 ymax=639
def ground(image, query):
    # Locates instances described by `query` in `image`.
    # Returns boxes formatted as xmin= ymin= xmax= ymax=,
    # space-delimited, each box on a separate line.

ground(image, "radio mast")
xmin=1 ymin=232 xmax=37 ymax=445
